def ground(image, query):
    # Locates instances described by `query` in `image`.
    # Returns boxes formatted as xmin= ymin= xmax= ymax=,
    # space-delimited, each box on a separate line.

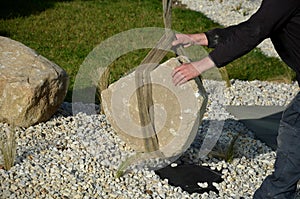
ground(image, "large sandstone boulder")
xmin=0 ymin=36 xmax=69 ymax=127
xmin=101 ymin=56 xmax=207 ymax=158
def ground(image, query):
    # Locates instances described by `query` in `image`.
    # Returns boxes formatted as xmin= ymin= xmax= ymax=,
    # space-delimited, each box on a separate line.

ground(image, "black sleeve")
xmin=205 ymin=0 xmax=300 ymax=67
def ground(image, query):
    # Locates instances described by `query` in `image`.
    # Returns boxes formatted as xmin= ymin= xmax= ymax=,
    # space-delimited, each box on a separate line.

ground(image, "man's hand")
xmin=171 ymin=33 xmax=214 ymax=86
xmin=172 ymin=56 xmax=216 ymax=86
xmin=172 ymin=62 xmax=200 ymax=86
xmin=172 ymin=33 xmax=208 ymax=48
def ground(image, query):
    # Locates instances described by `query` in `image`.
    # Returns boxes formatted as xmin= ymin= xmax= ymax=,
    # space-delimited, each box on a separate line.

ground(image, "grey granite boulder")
xmin=0 ymin=36 xmax=69 ymax=127
xmin=101 ymin=56 xmax=207 ymax=158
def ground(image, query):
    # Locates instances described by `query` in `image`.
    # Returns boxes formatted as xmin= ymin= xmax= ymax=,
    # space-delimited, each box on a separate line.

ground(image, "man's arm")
xmin=172 ymin=33 xmax=208 ymax=47
xmin=206 ymin=0 xmax=300 ymax=67
xmin=172 ymin=56 xmax=215 ymax=86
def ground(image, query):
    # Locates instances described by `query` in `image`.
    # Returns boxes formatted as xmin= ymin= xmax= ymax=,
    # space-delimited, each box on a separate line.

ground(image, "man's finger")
xmin=183 ymin=43 xmax=192 ymax=48
xmin=172 ymin=72 xmax=181 ymax=85
xmin=172 ymin=39 xmax=181 ymax=46
xmin=171 ymin=65 xmax=182 ymax=77
xmin=172 ymin=71 xmax=186 ymax=86
xmin=174 ymin=33 xmax=184 ymax=39
xmin=172 ymin=40 xmax=192 ymax=48
xmin=174 ymin=75 xmax=187 ymax=86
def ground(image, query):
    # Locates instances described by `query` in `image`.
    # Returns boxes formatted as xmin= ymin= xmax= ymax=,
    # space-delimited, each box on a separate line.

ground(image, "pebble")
xmin=197 ymin=182 xmax=208 ymax=188
xmin=170 ymin=163 xmax=178 ymax=167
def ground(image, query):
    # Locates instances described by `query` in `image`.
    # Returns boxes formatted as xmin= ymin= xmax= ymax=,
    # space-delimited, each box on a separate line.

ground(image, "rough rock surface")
xmin=0 ymin=36 xmax=69 ymax=127
xmin=101 ymin=56 xmax=207 ymax=157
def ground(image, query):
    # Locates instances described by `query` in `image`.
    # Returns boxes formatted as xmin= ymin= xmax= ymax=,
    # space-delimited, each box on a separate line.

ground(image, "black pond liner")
xmin=155 ymin=164 xmax=223 ymax=194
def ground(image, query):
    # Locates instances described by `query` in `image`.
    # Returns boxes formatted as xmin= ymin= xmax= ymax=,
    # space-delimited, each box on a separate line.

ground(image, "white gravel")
xmin=1 ymin=79 xmax=299 ymax=198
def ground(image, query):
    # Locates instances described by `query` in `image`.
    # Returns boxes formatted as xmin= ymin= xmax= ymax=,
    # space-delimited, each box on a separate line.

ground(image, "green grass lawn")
xmin=0 ymin=0 xmax=295 ymax=102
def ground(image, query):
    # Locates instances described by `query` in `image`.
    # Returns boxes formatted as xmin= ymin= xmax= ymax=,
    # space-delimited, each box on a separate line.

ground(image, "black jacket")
xmin=205 ymin=0 xmax=300 ymax=82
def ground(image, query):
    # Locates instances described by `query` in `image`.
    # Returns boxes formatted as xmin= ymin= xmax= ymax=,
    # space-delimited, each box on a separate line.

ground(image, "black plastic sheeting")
xmin=155 ymin=164 xmax=223 ymax=194
xmin=226 ymin=105 xmax=285 ymax=151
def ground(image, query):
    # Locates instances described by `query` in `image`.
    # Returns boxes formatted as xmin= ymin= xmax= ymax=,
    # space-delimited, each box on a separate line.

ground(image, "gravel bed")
xmin=1 ymin=79 xmax=299 ymax=198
